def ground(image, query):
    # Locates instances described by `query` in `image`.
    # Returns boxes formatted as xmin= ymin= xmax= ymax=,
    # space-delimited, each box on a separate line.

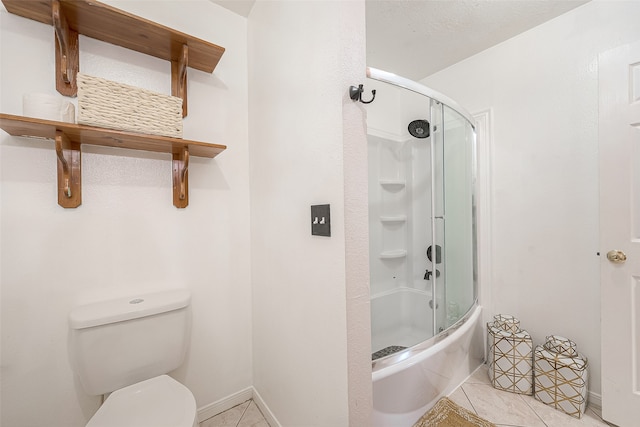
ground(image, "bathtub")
xmin=371 ymin=304 xmax=484 ymax=427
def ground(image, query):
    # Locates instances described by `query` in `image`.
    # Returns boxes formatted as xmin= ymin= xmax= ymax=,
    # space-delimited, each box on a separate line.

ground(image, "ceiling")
xmin=210 ymin=0 xmax=256 ymax=17
xmin=211 ymin=0 xmax=589 ymax=80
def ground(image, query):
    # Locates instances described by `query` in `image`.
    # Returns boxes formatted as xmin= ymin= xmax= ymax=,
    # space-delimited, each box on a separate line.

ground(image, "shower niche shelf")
xmin=0 ymin=0 xmax=228 ymax=208
xmin=379 ymin=179 xmax=406 ymax=190
xmin=379 ymin=249 xmax=407 ymax=259
xmin=380 ymin=215 xmax=407 ymax=224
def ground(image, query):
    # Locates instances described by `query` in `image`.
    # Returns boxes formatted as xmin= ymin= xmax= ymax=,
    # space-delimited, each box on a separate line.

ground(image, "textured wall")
xmin=0 ymin=1 xmax=251 ymax=425
xmin=248 ymin=1 xmax=370 ymax=425
xmin=423 ymin=0 xmax=640 ymax=398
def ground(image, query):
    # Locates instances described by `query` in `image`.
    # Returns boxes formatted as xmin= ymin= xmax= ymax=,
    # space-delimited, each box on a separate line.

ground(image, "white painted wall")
xmin=422 ymin=0 xmax=640 ymax=397
xmin=248 ymin=1 xmax=370 ymax=425
xmin=0 ymin=1 xmax=251 ymax=425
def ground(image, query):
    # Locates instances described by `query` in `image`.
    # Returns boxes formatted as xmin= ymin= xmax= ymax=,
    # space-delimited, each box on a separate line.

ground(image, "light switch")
xmin=311 ymin=204 xmax=331 ymax=237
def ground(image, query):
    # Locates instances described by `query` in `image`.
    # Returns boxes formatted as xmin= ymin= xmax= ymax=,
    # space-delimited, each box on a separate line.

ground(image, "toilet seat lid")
xmin=86 ymin=375 xmax=196 ymax=427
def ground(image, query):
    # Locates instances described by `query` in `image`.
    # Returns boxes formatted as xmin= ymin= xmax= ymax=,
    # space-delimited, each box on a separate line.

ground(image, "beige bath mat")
xmin=412 ymin=397 xmax=496 ymax=427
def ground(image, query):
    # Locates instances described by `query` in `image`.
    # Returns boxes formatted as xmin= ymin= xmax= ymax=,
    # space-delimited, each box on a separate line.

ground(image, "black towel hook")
xmin=349 ymin=84 xmax=376 ymax=104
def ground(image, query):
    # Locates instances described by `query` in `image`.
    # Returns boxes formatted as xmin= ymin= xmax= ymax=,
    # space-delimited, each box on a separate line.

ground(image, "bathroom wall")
xmin=422 ymin=0 xmax=640 ymax=398
xmin=248 ymin=1 xmax=370 ymax=426
xmin=0 ymin=1 xmax=252 ymax=425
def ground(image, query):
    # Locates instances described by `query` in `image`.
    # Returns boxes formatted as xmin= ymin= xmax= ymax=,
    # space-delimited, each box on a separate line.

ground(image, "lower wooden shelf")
xmin=0 ymin=113 xmax=226 ymax=208
xmin=0 ymin=113 xmax=225 ymax=157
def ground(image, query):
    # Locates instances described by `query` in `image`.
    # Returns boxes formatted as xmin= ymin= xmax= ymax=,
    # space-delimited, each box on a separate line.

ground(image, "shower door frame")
xmin=367 ymin=67 xmax=479 ymax=368
xmin=366 ymin=68 xmax=475 ymax=125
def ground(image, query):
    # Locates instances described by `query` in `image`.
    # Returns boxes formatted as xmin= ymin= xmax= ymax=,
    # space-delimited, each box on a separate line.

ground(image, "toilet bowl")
xmin=86 ymin=375 xmax=198 ymax=427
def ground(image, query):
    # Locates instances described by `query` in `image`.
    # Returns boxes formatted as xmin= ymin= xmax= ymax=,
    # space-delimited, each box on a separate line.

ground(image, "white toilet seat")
xmin=86 ymin=375 xmax=198 ymax=427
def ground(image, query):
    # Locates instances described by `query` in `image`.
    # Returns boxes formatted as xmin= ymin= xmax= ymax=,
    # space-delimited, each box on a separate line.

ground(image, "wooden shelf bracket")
xmin=52 ymin=0 xmax=79 ymax=96
xmin=55 ymin=130 xmax=81 ymax=208
xmin=172 ymin=44 xmax=189 ymax=117
xmin=172 ymin=146 xmax=189 ymax=208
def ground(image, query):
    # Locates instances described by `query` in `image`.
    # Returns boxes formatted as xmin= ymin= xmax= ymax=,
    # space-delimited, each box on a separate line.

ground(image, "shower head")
xmin=408 ymin=119 xmax=430 ymax=139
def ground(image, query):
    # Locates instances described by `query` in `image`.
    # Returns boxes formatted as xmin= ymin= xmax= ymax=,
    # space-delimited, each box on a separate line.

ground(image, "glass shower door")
xmin=434 ymin=104 xmax=476 ymax=332
xmin=368 ymin=77 xmax=437 ymax=358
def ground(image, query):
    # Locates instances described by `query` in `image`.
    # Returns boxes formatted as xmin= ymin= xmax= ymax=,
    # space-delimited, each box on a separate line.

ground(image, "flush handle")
xmin=606 ymin=250 xmax=627 ymax=264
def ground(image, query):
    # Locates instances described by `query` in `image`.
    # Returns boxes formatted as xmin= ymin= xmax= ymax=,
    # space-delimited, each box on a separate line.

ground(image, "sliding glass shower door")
xmin=367 ymin=73 xmax=477 ymax=362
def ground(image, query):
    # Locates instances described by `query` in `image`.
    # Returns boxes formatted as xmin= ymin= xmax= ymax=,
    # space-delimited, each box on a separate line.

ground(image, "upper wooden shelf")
xmin=0 ymin=113 xmax=226 ymax=158
xmin=1 ymin=0 xmax=225 ymax=74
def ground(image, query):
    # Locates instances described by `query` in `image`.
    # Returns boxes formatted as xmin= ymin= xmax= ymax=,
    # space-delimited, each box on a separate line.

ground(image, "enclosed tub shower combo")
xmin=364 ymin=68 xmax=484 ymax=427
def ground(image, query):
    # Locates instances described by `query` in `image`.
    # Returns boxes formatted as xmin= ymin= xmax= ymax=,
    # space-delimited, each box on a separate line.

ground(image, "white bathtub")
xmin=371 ymin=304 xmax=484 ymax=427
xmin=371 ymin=288 xmax=433 ymax=353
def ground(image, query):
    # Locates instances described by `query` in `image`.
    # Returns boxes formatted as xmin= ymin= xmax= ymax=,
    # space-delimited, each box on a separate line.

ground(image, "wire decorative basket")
xmin=534 ymin=336 xmax=588 ymax=418
xmin=77 ymin=73 xmax=183 ymax=138
xmin=487 ymin=315 xmax=534 ymax=395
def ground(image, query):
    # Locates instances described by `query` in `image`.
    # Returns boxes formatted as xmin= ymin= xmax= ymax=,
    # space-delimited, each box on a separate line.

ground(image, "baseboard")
xmin=588 ymin=390 xmax=602 ymax=410
xmin=252 ymin=387 xmax=282 ymax=427
xmin=196 ymin=387 xmax=253 ymax=423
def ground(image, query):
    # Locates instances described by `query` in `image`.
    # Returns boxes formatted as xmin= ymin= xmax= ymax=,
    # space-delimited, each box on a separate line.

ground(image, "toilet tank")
xmin=69 ymin=289 xmax=191 ymax=396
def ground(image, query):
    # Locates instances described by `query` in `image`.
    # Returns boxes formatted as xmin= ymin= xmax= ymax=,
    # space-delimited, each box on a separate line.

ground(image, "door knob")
xmin=606 ymin=250 xmax=627 ymax=264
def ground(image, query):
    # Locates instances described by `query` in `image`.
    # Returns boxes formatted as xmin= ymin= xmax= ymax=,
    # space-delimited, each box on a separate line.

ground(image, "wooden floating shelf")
xmin=1 ymin=0 xmax=226 ymax=116
xmin=0 ymin=113 xmax=226 ymax=208
xmin=1 ymin=0 xmax=224 ymax=72
xmin=0 ymin=114 xmax=225 ymax=157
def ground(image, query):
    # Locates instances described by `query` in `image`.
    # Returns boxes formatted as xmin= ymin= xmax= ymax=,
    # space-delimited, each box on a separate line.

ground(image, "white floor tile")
xmin=466 ymin=364 xmax=492 ymax=385
xmin=237 ymin=401 xmax=270 ymax=427
xmin=462 ymin=383 xmax=545 ymax=427
xmin=205 ymin=383 xmax=612 ymax=427
xmin=522 ymin=396 xmax=611 ymax=427
xmin=201 ymin=401 xmax=251 ymax=427
xmin=448 ymin=387 xmax=476 ymax=413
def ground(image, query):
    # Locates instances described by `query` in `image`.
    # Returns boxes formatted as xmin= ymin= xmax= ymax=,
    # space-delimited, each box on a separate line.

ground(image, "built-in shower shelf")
xmin=379 ymin=249 xmax=407 ymax=259
xmin=379 ymin=179 xmax=406 ymax=190
xmin=380 ymin=215 xmax=407 ymax=223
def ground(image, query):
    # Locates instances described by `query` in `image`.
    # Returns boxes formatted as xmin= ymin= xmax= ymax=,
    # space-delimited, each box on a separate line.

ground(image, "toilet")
xmin=69 ymin=289 xmax=198 ymax=427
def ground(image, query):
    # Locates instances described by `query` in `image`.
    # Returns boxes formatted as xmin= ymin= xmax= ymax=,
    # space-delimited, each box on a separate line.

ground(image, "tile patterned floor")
xmin=201 ymin=365 xmax=614 ymax=427
xmin=448 ymin=365 xmax=615 ymax=427
xmin=201 ymin=400 xmax=270 ymax=427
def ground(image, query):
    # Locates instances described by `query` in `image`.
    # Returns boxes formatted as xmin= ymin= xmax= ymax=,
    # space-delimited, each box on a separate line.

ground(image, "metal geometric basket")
xmin=534 ymin=336 xmax=588 ymax=418
xmin=487 ymin=315 xmax=533 ymax=395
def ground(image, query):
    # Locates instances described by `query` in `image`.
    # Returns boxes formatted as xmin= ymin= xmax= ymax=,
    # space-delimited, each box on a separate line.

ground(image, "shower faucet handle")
xmin=424 ymin=269 xmax=440 ymax=280
xmin=427 ymin=245 xmax=442 ymax=264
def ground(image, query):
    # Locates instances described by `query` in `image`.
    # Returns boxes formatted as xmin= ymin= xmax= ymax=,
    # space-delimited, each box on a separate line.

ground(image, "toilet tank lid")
xmin=69 ymin=289 xmax=191 ymax=330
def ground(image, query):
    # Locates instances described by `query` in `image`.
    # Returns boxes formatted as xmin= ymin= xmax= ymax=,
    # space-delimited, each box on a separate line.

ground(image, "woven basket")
xmin=77 ymin=73 xmax=183 ymax=138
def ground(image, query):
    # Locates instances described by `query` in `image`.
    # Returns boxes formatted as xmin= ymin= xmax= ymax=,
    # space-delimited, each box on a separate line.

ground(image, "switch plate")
xmin=311 ymin=204 xmax=331 ymax=237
